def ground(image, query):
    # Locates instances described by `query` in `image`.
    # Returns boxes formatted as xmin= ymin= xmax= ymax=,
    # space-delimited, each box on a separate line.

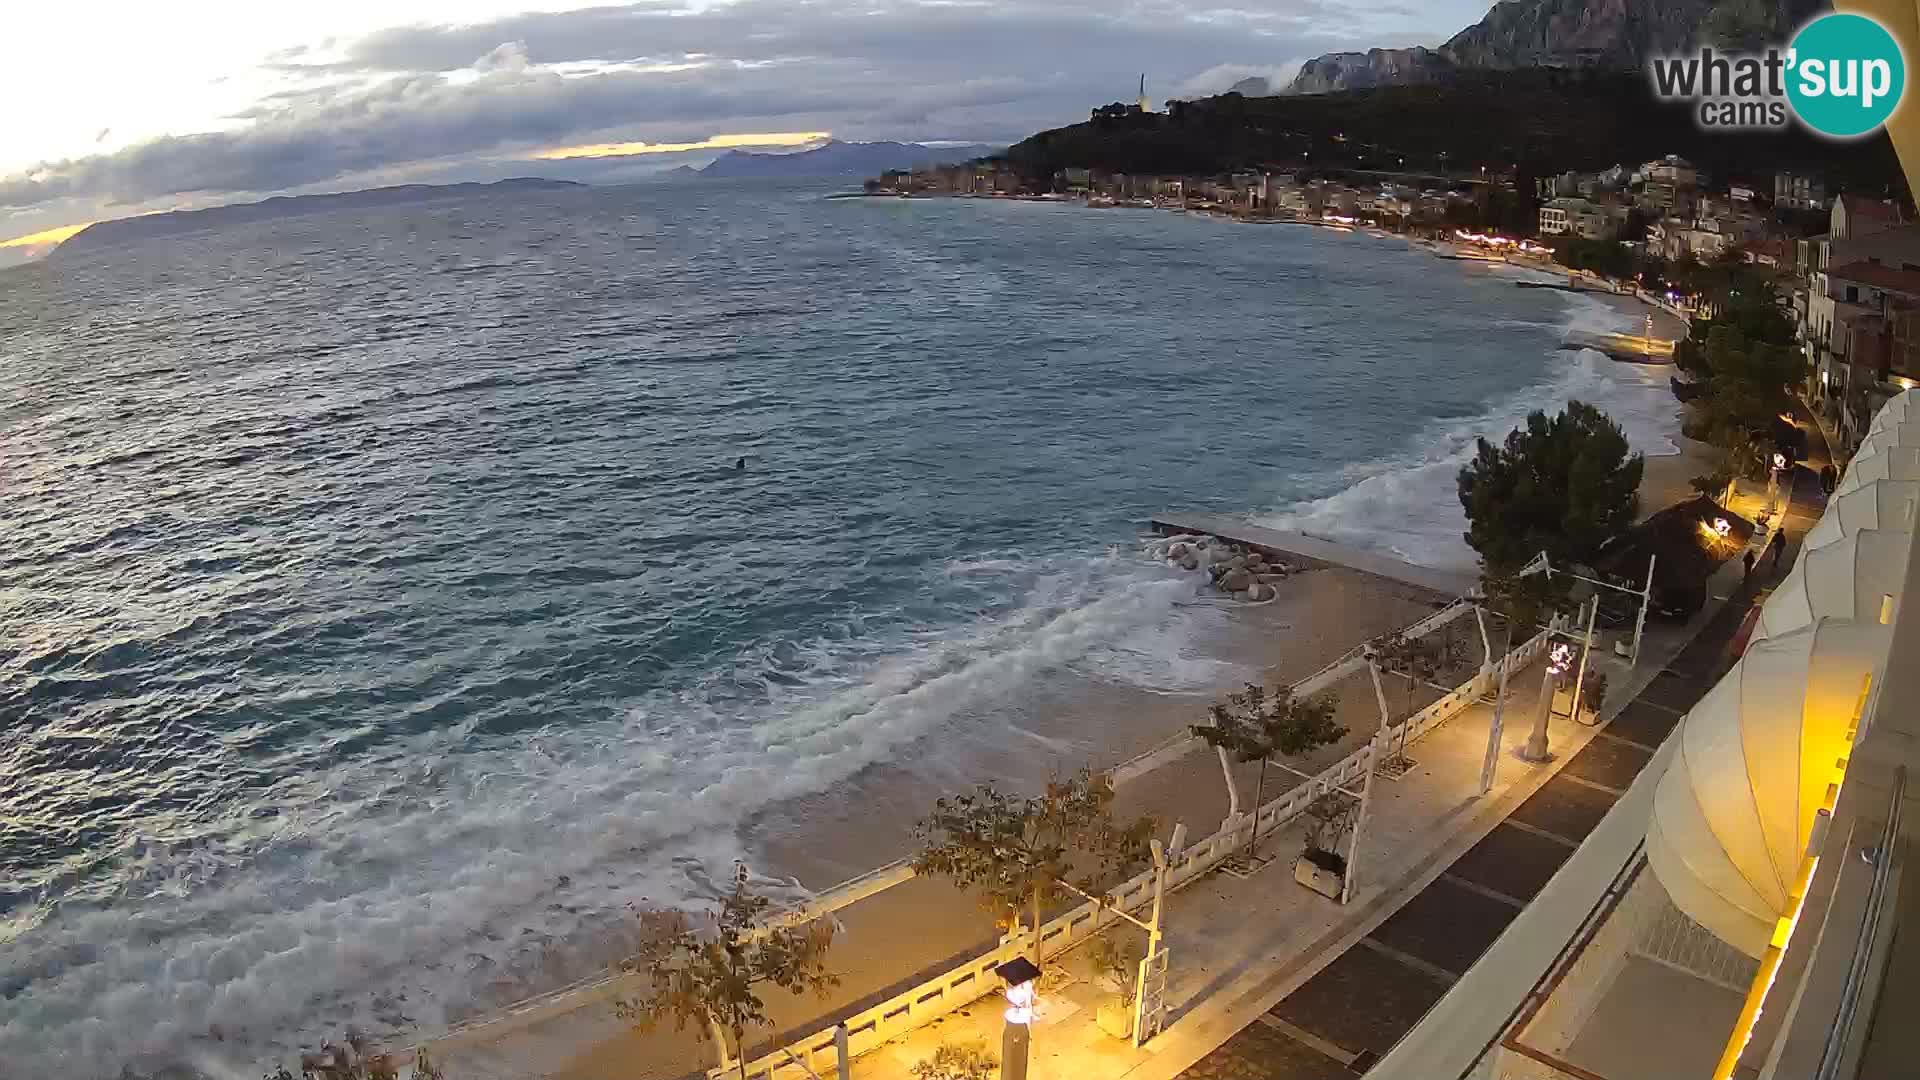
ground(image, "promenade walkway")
xmin=825 ymin=425 xmax=1828 ymax=1080
xmin=830 ymin=566 xmax=1760 ymax=1080
xmin=1172 ymin=418 xmax=1831 ymax=1080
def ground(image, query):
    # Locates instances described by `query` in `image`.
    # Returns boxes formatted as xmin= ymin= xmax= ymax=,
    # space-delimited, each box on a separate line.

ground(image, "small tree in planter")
xmin=1581 ymin=667 xmax=1609 ymax=719
xmin=1301 ymin=791 xmax=1360 ymax=873
xmin=1190 ymin=683 xmax=1345 ymax=866
xmin=1295 ymin=789 xmax=1362 ymax=900
xmin=914 ymin=766 xmax=1155 ymax=963
xmin=614 ymin=865 xmax=838 ymax=1079
xmin=1086 ymin=928 xmax=1147 ymax=1039
xmin=912 ymin=1041 xmax=999 ymax=1080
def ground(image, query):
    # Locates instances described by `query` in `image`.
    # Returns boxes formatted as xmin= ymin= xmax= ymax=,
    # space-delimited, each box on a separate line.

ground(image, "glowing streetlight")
xmin=995 ymin=956 xmax=1042 ymax=1080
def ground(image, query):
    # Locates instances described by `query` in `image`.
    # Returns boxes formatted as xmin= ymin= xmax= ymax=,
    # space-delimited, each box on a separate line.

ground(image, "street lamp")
xmin=995 ymin=956 xmax=1042 ymax=1080
xmin=1520 ymin=639 xmax=1573 ymax=763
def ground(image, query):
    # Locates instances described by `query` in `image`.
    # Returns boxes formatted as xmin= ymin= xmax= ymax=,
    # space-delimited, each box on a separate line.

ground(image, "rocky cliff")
xmin=1437 ymin=0 xmax=1717 ymax=70
xmin=1283 ymin=0 xmax=1826 ymax=94
xmin=1284 ymin=48 xmax=1455 ymax=95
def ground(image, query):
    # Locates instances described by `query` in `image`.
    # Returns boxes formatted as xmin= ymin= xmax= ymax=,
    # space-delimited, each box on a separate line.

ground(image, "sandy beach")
xmin=435 ymin=240 xmax=1710 ymax=1080
xmin=1582 ymin=289 xmax=1718 ymax=518
xmin=523 ymin=565 xmax=1452 ymax=1080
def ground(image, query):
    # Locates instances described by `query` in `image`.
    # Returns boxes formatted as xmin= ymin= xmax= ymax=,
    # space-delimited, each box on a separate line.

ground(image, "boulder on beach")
xmin=1248 ymin=582 xmax=1272 ymax=601
xmin=1168 ymin=543 xmax=1189 ymax=560
xmin=1181 ymin=554 xmax=1200 ymax=571
xmin=1220 ymin=568 xmax=1254 ymax=592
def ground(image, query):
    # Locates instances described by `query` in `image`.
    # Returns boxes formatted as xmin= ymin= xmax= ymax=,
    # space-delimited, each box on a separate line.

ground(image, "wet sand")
xmin=457 ymin=261 xmax=1708 ymax=1080
xmin=1584 ymin=290 xmax=1712 ymax=519
xmin=538 ymin=567 xmax=1450 ymax=1080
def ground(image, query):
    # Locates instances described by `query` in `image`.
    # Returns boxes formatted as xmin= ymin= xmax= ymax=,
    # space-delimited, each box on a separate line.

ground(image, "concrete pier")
xmin=1149 ymin=511 xmax=1477 ymax=597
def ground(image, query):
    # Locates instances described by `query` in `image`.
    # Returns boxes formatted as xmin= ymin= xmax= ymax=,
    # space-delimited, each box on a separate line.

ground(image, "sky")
xmin=0 ymin=0 xmax=1493 ymax=260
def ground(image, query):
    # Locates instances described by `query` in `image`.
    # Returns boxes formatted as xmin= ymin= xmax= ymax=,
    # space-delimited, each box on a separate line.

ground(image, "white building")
xmin=1538 ymin=197 xmax=1615 ymax=240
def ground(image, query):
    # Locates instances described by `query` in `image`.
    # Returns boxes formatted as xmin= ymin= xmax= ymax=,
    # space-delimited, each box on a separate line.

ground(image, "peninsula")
xmin=51 ymin=178 xmax=583 ymax=257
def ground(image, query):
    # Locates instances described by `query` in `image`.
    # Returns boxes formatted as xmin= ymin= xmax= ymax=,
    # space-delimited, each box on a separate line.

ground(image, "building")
xmin=1798 ymin=198 xmax=1918 ymax=447
xmin=1369 ymin=59 xmax=1920 ymax=1080
xmin=1538 ymin=197 xmax=1615 ymax=240
xmin=1776 ymin=170 xmax=1829 ymax=210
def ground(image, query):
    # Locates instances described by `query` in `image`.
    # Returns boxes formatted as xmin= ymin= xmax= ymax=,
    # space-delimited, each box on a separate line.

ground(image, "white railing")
xmin=416 ymin=595 xmax=1512 ymax=1068
xmin=712 ymin=625 xmax=1550 ymax=1080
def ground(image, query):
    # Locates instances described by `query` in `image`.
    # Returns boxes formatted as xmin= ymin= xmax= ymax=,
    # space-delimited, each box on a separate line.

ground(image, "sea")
xmin=0 ymin=179 xmax=1680 ymax=1076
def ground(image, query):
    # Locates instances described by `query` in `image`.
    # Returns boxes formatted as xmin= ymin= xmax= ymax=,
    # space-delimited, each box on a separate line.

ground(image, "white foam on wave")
xmin=0 ymin=551 xmax=1227 ymax=1077
xmin=1257 ymin=291 xmax=1683 ymax=571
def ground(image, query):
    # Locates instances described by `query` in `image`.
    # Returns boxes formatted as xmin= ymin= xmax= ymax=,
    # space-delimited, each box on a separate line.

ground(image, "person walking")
xmin=1743 ymin=549 xmax=1756 ymax=583
xmin=1768 ymin=529 xmax=1787 ymax=572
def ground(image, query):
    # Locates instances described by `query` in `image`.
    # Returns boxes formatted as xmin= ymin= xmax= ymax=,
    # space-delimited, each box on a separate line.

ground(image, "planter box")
xmin=1294 ymin=850 xmax=1345 ymax=900
xmin=1097 ymin=999 xmax=1135 ymax=1039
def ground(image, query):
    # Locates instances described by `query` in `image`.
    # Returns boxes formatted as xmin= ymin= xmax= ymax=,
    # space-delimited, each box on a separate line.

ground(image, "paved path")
xmin=1176 ymin=411 xmax=1834 ymax=1080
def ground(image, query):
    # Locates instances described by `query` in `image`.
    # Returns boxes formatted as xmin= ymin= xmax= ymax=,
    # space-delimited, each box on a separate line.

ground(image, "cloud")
xmin=534 ymin=131 xmax=832 ymax=159
xmin=474 ymin=40 xmax=530 ymax=74
xmin=1173 ymin=63 xmax=1306 ymax=99
xmin=0 ymin=0 xmax=1478 ymax=215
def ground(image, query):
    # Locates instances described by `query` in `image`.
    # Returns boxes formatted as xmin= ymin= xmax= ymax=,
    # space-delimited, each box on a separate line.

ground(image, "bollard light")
xmin=994 ymin=956 xmax=1043 ymax=1080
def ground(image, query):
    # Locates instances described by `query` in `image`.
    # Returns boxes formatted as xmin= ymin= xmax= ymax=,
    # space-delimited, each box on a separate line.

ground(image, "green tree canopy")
xmin=914 ymin=767 xmax=1155 ymax=961
xmin=1457 ymin=400 xmax=1644 ymax=573
xmin=615 ymin=866 xmax=838 ymax=1078
xmin=1189 ymin=683 xmax=1344 ymax=863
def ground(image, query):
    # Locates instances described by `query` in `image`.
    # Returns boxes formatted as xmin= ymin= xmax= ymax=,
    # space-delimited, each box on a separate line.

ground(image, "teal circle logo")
xmin=1788 ymin=13 xmax=1906 ymax=138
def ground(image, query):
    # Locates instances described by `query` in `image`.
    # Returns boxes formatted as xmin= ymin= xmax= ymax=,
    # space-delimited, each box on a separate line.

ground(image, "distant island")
xmin=52 ymin=178 xmax=583 ymax=257
xmin=694 ymin=140 xmax=1002 ymax=179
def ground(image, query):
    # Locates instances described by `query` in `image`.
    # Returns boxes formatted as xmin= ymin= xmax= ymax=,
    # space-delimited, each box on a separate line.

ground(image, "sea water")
xmin=0 ymin=179 xmax=1676 ymax=1074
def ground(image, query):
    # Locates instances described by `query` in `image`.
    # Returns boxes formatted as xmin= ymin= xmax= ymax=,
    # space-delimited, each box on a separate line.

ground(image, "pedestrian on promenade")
xmin=1743 ymin=549 xmax=1755 ymax=582
xmin=1768 ymin=530 xmax=1787 ymax=571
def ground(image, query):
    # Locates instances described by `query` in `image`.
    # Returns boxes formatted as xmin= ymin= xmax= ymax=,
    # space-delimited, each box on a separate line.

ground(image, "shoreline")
xmin=436 ymin=203 xmax=1711 ymax=1080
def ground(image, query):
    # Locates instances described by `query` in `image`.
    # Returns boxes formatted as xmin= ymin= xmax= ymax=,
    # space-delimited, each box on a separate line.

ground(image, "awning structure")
xmin=1865 ymin=388 xmax=1920 ymax=435
xmin=1856 ymin=419 xmax=1920 ymax=460
xmin=1834 ymin=445 xmax=1920 ymax=496
xmin=1751 ymin=530 xmax=1907 ymax=644
xmin=1647 ymin=620 xmax=1889 ymax=957
xmin=1804 ymin=480 xmax=1920 ymax=551
xmin=1646 ymin=392 xmax=1919 ymax=960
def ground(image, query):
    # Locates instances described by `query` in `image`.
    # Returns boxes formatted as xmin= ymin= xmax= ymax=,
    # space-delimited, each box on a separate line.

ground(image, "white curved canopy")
xmin=1866 ymin=388 xmax=1920 ymax=435
xmin=1854 ymin=419 xmax=1920 ymax=460
xmin=1751 ymin=529 xmax=1907 ymax=644
xmin=1835 ymin=445 xmax=1920 ymax=496
xmin=1647 ymin=620 xmax=1888 ymax=957
xmin=1804 ymin=480 xmax=1920 ymax=552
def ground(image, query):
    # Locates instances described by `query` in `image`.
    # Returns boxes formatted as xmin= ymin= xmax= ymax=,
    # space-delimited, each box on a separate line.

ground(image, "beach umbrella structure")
xmin=1646 ymin=619 xmax=1890 ymax=957
xmin=1749 ymin=529 xmax=1907 ymax=645
xmin=1834 ymin=444 xmax=1920 ymax=496
xmin=1802 ymin=479 xmax=1920 ymax=552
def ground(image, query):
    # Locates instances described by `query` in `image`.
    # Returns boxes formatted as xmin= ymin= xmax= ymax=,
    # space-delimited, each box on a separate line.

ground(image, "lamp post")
xmin=996 ymin=956 xmax=1042 ymax=1080
xmin=1520 ymin=633 xmax=1572 ymax=763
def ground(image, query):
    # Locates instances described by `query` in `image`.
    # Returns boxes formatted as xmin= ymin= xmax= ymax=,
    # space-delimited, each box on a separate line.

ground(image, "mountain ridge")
xmin=1283 ymin=0 xmax=1822 ymax=94
xmin=697 ymin=139 xmax=1002 ymax=178
xmin=52 ymin=178 xmax=583 ymax=257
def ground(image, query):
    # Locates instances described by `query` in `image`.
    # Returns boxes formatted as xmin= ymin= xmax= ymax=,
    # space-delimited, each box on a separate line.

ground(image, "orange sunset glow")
xmin=534 ymin=131 xmax=832 ymax=160
xmin=0 ymin=221 xmax=92 ymax=249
